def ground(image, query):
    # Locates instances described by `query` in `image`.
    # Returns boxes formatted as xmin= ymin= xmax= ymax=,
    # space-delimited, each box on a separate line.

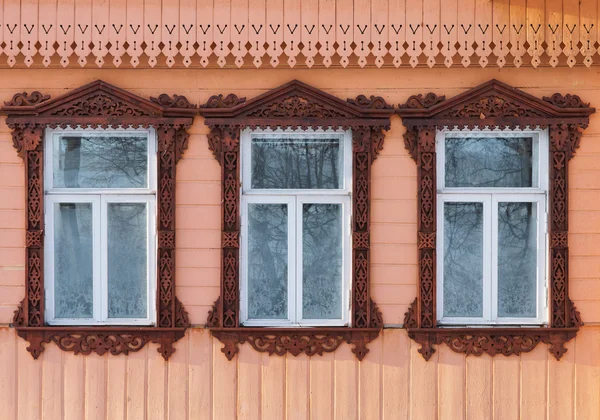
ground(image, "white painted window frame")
xmin=436 ymin=128 xmax=549 ymax=326
xmin=239 ymin=128 xmax=352 ymax=327
xmin=44 ymin=127 xmax=157 ymax=326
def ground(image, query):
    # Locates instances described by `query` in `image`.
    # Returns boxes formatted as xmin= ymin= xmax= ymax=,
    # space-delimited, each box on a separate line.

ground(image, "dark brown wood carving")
xmin=397 ymin=79 xmax=594 ymax=361
xmin=199 ymin=80 xmax=392 ymax=361
xmin=2 ymin=80 xmax=196 ymax=360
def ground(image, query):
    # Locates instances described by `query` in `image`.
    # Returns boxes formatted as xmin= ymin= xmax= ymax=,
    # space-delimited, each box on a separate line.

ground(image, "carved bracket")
xmin=2 ymin=80 xmax=196 ymax=360
xmin=200 ymin=80 xmax=393 ymax=361
xmin=397 ymin=79 xmax=595 ymax=361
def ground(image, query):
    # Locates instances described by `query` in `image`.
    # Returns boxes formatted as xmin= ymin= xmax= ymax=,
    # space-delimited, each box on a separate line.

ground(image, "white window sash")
xmin=436 ymin=129 xmax=549 ymax=326
xmin=240 ymin=128 xmax=352 ymax=327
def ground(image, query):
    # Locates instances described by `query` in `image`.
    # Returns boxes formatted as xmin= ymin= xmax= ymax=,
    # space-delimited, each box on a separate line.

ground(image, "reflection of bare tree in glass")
xmin=498 ymin=202 xmax=537 ymax=317
xmin=248 ymin=204 xmax=288 ymax=319
xmin=302 ymin=204 xmax=342 ymax=319
xmin=59 ymin=136 xmax=147 ymax=188
xmin=55 ymin=203 xmax=93 ymax=318
xmin=107 ymin=203 xmax=147 ymax=318
xmin=251 ymin=137 xmax=340 ymax=189
xmin=445 ymin=137 xmax=533 ymax=187
xmin=443 ymin=203 xmax=484 ymax=317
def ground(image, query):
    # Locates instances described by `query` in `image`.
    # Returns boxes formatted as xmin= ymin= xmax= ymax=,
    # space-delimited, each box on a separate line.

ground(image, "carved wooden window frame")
xmin=2 ymin=81 xmax=196 ymax=360
xmin=397 ymin=79 xmax=595 ymax=361
xmin=199 ymin=80 xmax=394 ymax=361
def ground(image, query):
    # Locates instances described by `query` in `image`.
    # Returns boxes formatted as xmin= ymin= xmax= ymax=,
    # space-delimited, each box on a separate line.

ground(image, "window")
xmin=44 ymin=128 xmax=157 ymax=325
xmin=240 ymin=128 xmax=352 ymax=326
xmin=436 ymin=130 xmax=548 ymax=325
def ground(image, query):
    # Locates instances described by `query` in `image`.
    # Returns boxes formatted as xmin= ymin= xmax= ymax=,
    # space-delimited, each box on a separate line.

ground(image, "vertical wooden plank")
xmin=20 ymin=0 xmax=39 ymax=67
xmin=334 ymin=344 xmax=358 ymax=420
xmin=335 ymin=0 xmax=353 ymax=67
xmin=91 ymin=0 xmax=109 ymax=67
xmin=359 ymin=336 xmax=382 ymax=420
xmin=410 ymin=340 xmax=437 ymax=420
xmin=266 ymin=0 xmax=283 ymax=67
xmin=465 ymin=353 xmax=492 ymax=420
xmin=474 ymin=0 xmax=492 ymax=67
xmin=38 ymin=0 xmax=56 ymax=66
xmin=248 ymin=0 xmax=266 ymax=67
xmin=457 ymin=0 xmax=475 ymax=67
xmin=309 ymin=351 xmax=333 ymax=419
xmin=168 ymin=334 xmax=189 ymax=420
xmin=545 ymin=0 xmax=562 ymax=67
xmin=237 ymin=343 xmax=261 ymax=419
xmin=188 ymin=329 xmax=212 ymax=420
xmin=440 ymin=0 xmax=457 ymax=67
xmin=353 ymin=0 xmax=371 ymax=68
xmin=563 ymin=0 xmax=580 ymax=67
xmin=286 ymin=353 xmax=309 ymax=420
xmin=126 ymin=349 xmax=147 ymax=420
xmin=437 ymin=347 xmax=465 ymax=420
xmin=108 ymin=0 xmax=127 ymax=66
xmin=74 ymin=0 xmax=92 ymax=66
xmin=3 ymin=0 xmax=20 ymax=66
xmin=63 ymin=355 xmax=85 ymax=420
xmin=318 ymin=0 xmax=336 ymax=68
xmin=126 ymin=0 xmax=144 ymax=67
xmin=17 ymin=338 xmax=42 ymax=420
xmin=526 ymin=0 xmax=544 ymax=67
xmin=300 ymin=0 xmax=318 ymax=67
xmin=213 ymin=337 xmax=237 ymax=419
xmin=492 ymin=0 xmax=510 ymax=67
xmin=179 ymin=0 xmax=196 ymax=67
xmin=575 ymin=329 xmax=600 ymax=419
xmin=371 ymin=0 xmax=389 ymax=68
xmin=143 ymin=0 xmax=161 ymax=67
xmin=580 ymin=0 xmax=597 ymax=66
xmin=231 ymin=0 xmax=249 ymax=67
xmin=41 ymin=343 xmax=63 ymax=420
xmin=262 ymin=352 xmax=286 ymax=419
xmin=492 ymin=356 xmax=520 ymax=420
xmin=423 ymin=0 xmax=440 ymax=68
xmin=213 ymin=0 xmax=231 ymax=67
xmin=520 ymin=346 xmax=548 ymax=420
xmin=147 ymin=346 xmax=167 ymax=420
xmin=106 ymin=357 xmax=126 ymax=420
xmin=509 ymin=0 xmax=527 ymax=67
xmin=382 ymin=330 xmax=409 ymax=420
xmin=283 ymin=0 xmax=301 ymax=67
xmin=388 ymin=0 xmax=406 ymax=67
xmin=197 ymin=0 xmax=214 ymax=67
xmin=0 ymin=329 xmax=17 ymax=420
xmin=405 ymin=0 xmax=422 ymax=67
xmin=85 ymin=353 xmax=107 ymax=420
xmin=548 ymin=339 xmax=575 ymax=420
xmin=161 ymin=0 xmax=180 ymax=67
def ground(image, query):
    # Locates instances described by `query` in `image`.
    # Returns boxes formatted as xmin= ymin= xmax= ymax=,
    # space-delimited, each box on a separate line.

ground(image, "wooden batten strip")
xmin=3 ymin=0 xmax=600 ymax=68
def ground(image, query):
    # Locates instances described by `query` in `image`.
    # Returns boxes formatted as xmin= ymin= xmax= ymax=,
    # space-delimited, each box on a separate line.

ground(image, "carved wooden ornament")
xmin=2 ymin=80 xmax=197 ymax=360
xmin=397 ymin=79 xmax=595 ymax=361
xmin=199 ymin=80 xmax=393 ymax=360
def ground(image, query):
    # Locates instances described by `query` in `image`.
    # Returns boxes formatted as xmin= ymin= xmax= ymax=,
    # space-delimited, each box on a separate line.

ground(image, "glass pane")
xmin=445 ymin=136 xmax=534 ymax=188
xmin=53 ymin=135 xmax=148 ymax=188
xmin=54 ymin=203 xmax=93 ymax=318
xmin=498 ymin=202 xmax=538 ymax=318
xmin=247 ymin=203 xmax=288 ymax=319
xmin=107 ymin=203 xmax=148 ymax=319
xmin=302 ymin=203 xmax=343 ymax=320
xmin=251 ymin=135 xmax=343 ymax=189
xmin=443 ymin=202 xmax=484 ymax=318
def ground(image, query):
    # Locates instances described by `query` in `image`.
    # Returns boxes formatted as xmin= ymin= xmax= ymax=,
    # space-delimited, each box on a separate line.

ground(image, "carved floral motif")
xmin=347 ymin=95 xmax=393 ymax=110
xmin=400 ymin=93 xmax=445 ymax=109
xmin=4 ymin=91 xmax=50 ymax=106
xmin=440 ymin=95 xmax=546 ymax=119
xmin=245 ymin=95 xmax=350 ymax=118
xmin=201 ymin=93 xmax=246 ymax=109
xmin=543 ymin=93 xmax=590 ymax=108
xmin=150 ymin=93 xmax=197 ymax=109
xmin=50 ymin=93 xmax=151 ymax=117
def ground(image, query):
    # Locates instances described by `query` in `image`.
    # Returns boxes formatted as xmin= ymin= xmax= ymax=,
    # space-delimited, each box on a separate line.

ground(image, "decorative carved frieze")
xmin=201 ymin=94 xmax=247 ymax=109
xmin=4 ymin=92 xmax=50 ymax=106
xmin=543 ymin=93 xmax=590 ymax=109
xmin=400 ymin=93 xmax=445 ymax=109
xmin=150 ymin=94 xmax=197 ymax=109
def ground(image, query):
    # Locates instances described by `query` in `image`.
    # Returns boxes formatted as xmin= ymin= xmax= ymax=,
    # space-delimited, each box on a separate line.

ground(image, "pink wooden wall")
xmin=0 ymin=67 xmax=599 ymax=419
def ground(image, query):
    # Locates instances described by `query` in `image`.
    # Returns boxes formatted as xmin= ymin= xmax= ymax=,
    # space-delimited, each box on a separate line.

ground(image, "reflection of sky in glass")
xmin=251 ymin=136 xmax=343 ymax=189
xmin=445 ymin=137 xmax=534 ymax=188
xmin=53 ymin=135 xmax=148 ymax=189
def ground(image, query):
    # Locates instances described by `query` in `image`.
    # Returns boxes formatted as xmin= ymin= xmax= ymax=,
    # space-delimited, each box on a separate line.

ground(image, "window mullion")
xmin=489 ymin=195 xmax=498 ymax=323
xmin=295 ymin=197 xmax=302 ymax=324
xmin=98 ymin=195 xmax=107 ymax=323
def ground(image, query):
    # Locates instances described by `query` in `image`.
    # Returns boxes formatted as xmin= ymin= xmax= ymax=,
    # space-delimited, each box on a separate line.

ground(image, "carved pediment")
xmin=438 ymin=94 xmax=547 ymax=119
xmin=244 ymin=94 xmax=350 ymax=118
xmin=50 ymin=92 xmax=152 ymax=117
